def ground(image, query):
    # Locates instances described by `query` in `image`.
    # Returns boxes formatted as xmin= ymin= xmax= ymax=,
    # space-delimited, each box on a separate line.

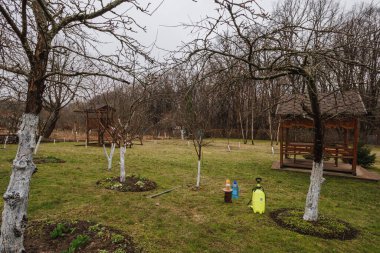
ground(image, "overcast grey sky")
xmin=127 ymin=0 xmax=376 ymax=61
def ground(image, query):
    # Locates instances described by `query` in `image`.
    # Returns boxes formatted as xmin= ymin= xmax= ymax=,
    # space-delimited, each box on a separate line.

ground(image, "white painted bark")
xmin=303 ymin=161 xmax=325 ymax=221
xmin=227 ymin=144 xmax=231 ymax=152
xmin=3 ymin=136 xmax=8 ymax=149
xmin=196 ymin=159 xmax=201 ymax=188
xmin=34 ymin=136 xmax=42 ymax=155
xmin=103 ymin=143 xmax=116 ymax=171
xmin=0 ymin=113 xmax=39 ymax=252
xmin=180 ymin=130 xmax=185 ymax=140
xmin=120 ymin=145 xmax=126 ymax=183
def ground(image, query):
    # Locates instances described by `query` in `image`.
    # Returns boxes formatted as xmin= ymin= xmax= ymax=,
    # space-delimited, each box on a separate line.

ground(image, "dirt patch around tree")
xmin=24 ymin=220 xmax=141 ymax=253
xmin=8 ymin=155 xmax=66 ymax=164
xmin=270 ymin=208 xmax=358 ymax=240
xmin=96 ymin=176 xmax=157 ymax=192
xmin=33 ymin=156 xmax=66 ymax=164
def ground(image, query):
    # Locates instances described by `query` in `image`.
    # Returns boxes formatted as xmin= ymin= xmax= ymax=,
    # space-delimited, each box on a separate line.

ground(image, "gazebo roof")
xmin=74 ymin=104 xmax=116 ymax=113
xmin=276 ymin=91 xmax=367 ymax=117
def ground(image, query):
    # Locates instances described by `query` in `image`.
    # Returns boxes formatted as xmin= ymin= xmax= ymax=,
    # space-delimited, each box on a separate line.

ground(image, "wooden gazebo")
xmin=75 ymin=105 xmax=115 ymax=145
xmin=276 ymin=91 xmax=367 ymax=175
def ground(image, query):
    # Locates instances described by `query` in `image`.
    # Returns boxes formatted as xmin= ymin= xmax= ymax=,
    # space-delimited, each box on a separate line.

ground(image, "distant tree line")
xmin=1 ymin=1 xmax=379 ymax=144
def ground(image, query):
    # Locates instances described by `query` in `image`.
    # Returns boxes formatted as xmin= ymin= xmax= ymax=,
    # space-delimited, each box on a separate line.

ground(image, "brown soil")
xmin=34 ymin=156 xmax=66 ymax=164
xmin=24 ymin=220 xmax=141 ymax=253
xmin=96 ymin=176 xmax=157 ymax=192
xmin=8 ymin=156 xmax=65 ymax=164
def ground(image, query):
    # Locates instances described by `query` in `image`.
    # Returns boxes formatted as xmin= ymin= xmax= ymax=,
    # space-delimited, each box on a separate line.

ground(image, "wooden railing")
xmin=282 ymin=142 xmax=354 ymax=166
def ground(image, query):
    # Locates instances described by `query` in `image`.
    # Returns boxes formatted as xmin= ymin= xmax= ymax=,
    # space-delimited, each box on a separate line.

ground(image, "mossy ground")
xmin=24 ymin=220 xmax=139 ymax=252
xmin=270 ymin=208 xmax=358 ymax=240
xmin=96 ymin=175 xmax=157 ymax=192
xmin=0 ymin=139 xmax=379 ymax=252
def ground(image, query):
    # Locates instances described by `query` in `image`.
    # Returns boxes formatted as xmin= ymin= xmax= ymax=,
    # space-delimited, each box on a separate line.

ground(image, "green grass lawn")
xmin=0 ymin=139 xmax=379 ymax=253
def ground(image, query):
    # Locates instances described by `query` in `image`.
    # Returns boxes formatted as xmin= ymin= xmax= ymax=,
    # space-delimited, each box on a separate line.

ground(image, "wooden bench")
xmin=283 ymin=142 xmax=354 ymax=166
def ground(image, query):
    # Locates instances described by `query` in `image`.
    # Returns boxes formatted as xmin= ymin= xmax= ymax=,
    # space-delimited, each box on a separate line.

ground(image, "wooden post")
xmin=352 ymin=119 xmax=359 ymax=176
xmin=344 ymin=128 xmax=348 ymax=147
xmin=285 ymin=128 xmax=289 ymax=159
xmin=279 ymin=120 xmax=283 ymax=168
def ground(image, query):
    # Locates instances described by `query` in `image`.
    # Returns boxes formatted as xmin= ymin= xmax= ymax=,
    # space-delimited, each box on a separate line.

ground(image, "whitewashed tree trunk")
xmin=34 ymin=136 xmax=43 ymax=155
xmin=0 ymin=114 xmax=39 ymax=252
xmin=3 ymin=136 xmax=8 ymax=149
xmin=303 ymin=161 xmax=325 ymax=221
xmin=196 ymin=159 xmax=201 ymax=188
xmin=103 ymin=143 xmax=116 ymax=171
xmin=120 ymin=145 xmax=126 ymax=183
xmin=180 ymin=130 xmax=185 ymax=140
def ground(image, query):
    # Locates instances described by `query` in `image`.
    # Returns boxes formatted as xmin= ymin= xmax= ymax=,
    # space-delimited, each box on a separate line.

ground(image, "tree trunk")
xmin=276 ymin=122 xmax=280 ymax=145
xmin=251 ymin=103 xmax=255 ymax=145
xmin=303 ymin=161 xmax=325 ymax=221
xmin=103 ymin=143 xmax=116 ymax=171
xmin=34 ymin=136 xmax=43 ymax=155
xmin=196 ymin=143 xmax=202 ymax=188
xmin=238 ymin=111 xmax=247 ymax=144
xmin=3 ymin=136 xmax=8 ymax=149
xmin=244 ymin=116 xmax=249 ymax=144
xmin=41 ymin=109 xmax=60 ymax=138
xmin=303 ymin=73 xmax=325 ymax=221
xmin=120 ymin=145 xmax=126 ymax=183
xmin=0 ymin=114 xmax=39 ymax=252
xmin=268 ymin=110 xmax=273 ymax=147
xmin=196 ymin=159 xmax=201 ymax=188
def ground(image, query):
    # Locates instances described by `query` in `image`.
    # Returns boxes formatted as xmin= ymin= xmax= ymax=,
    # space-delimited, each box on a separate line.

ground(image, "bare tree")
xmin=41 ymin=48 xmax=87 ymax=138
xmin=176 ymin=65 xmax=214 ymax=189
xmin=184 ymin=0 xmax=372 ymax=221
xmin=333 ymin=4 xmax=380 ymax=136
xmin=0 ymin=0 xmax=153 ymax=250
